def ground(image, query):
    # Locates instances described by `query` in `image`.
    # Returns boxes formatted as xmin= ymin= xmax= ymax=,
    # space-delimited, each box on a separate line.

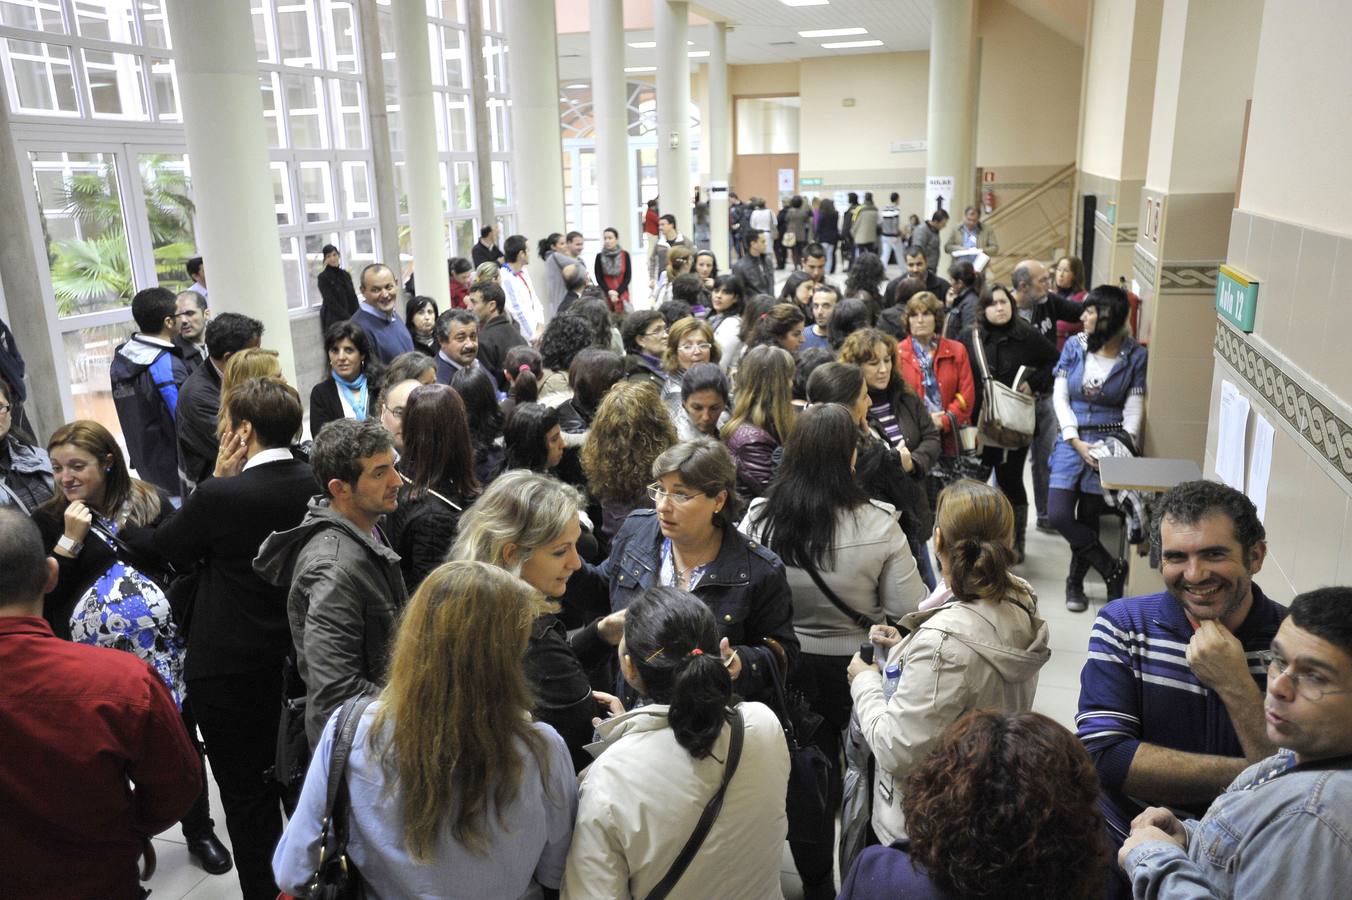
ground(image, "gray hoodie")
xmin=254 ymin=497 xmax=408 ymax=747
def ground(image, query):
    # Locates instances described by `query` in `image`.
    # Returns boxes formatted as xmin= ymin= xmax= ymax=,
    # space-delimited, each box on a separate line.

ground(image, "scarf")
xmin=599 ymin=247 xmax=625 ymax=277
xmin=332 ymin=369 xmax=369 ymax=420
xmin=910 ymin=337 xmax=943 ymax=413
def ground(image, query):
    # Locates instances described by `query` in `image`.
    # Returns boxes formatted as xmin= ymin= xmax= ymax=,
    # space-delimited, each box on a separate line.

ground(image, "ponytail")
xmin=503 ymin=346 xmax=542 ymax=403
xmin=625 ymin=587 xmax=733 ymax=760
xmin=944 ymin=537 xmax=1016 ymax=604
xmin=668 ymin=651 xmax=733 ymax=759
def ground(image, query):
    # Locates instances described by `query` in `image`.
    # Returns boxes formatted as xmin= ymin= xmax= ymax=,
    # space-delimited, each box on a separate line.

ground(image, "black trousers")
xmin=983 ymin=443 xmax=1032 ymax=507
xmin=189 ymin=665 xmax=285 ymax=900
xmin=178 ymin=700 xmax=214 ymax=840
xmin=789 ymin=651 xmax=853 ymax=890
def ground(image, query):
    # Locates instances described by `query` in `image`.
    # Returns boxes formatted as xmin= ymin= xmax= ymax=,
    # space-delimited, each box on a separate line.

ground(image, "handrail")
xmin=983 ymin=162 xmax=1076 ymax=228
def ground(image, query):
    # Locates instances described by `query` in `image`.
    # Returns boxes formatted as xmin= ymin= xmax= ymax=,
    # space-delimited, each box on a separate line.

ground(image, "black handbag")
xmin=271 ymin=654 xmax=311 ymax=816
xmin=763 ymin=647 xmax=831 ymax=846
xmin=305 ymin=693 xmax=376 ymax=900
xmin=645 ymin=707 xmax=744 ymax=900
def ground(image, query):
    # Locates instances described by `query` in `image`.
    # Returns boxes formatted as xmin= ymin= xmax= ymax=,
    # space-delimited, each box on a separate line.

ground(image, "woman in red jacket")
xmin=895 ymin=291 xmax=975 ymax=457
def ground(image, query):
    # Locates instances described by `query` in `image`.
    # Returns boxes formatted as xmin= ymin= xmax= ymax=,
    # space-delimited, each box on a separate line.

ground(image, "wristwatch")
xmin=56 ymin=535 xmax=83 ymax=556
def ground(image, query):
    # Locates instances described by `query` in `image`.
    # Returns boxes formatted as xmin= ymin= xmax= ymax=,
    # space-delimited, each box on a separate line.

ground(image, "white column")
xmin=655 ymin=0 xmax=692 ymax=236
xmin=590 ymin=0 xmax=633 ymax=251
xmin=925 ymin=0 xmax=978 ymax=275
xmin=503 ymin=0 xmax=566 ymax=248
xmin=165 ymin=0 xmax=296 ymax=385
xmin=706 ymin=22 xmax=730 ymax=262
xmin=358 ymin=0 xmax=400 ymax=265
xmin=391 ymin=0 xmax=449 ymax=308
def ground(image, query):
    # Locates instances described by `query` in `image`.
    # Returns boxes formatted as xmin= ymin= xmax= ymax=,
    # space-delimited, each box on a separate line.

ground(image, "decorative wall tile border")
xmin=1215 ymin=323 xmax=1352 ymax=485
xmin=1159 ymin=262 xmax=1219 ymax=293
xmin=1116 ymin=226 xmax=1139 ymax=244
xmin=1133 ymin=244 xmax=1158 ymax=286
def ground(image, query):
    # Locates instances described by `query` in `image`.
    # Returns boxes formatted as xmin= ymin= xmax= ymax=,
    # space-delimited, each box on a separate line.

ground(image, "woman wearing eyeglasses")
xmin=573 ymin=438 xmax=797 ymax=708
xmin=660 ymin=317 xmax=722 ymax=403
xmin=620 ymin=309 xmax=670 ymax=392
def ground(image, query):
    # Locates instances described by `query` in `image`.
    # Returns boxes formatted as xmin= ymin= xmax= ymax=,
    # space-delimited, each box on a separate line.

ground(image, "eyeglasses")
xmin=646 ymin=482 xmax=699 ymax=505
xmin=384 ymin=405 xmax=404 ymax=419
xmin=678 ymin=342 xmax=712 ymax=353
xmin=0 ymin=404 xmax=10 ymax=416
xmin=1258 ymin=650 xmax=1352 ymax=702
xmin=644 ymin=327 xmax=668 ymax=339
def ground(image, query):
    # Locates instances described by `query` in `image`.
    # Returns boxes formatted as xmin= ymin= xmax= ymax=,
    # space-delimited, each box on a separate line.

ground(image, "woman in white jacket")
xmin=846 ymin=479 xmax=1051 ymax=845
xmin=562 ymin=586 xmax=789 ymax=900
xmin=740 ymin=402 xmax=927 ymax=899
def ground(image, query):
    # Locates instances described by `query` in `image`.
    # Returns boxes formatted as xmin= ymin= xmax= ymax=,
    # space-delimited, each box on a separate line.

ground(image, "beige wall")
xmin=797 ymin=51 xmax=929 ymax=174
xmin=975 ymin=0 xmax=1082 ymax=168
xmin=1240 ymin=0 xmax=1352 ymax=234
xmin=1201 ymin=0 xmax=1352 ymax=602
xmin=728 ymin=62 xmax=799 ymax=97
xmin=1078 ymin=0 xmax=1135 ymax=177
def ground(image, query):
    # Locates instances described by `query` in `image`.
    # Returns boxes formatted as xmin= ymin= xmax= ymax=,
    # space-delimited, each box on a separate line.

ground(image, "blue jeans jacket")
xmin=1124 ymin=750 xmax=1352 ymax=899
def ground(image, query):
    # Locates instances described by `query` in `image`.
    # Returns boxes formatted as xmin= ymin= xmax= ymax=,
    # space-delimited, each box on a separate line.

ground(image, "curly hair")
xmin=902 ymin=710 xmax=1106 ymax=900
xmin=580 ymin=380 xmax=676 ymax=504
xmin=538 ymin=314 xmax=596 ymax=372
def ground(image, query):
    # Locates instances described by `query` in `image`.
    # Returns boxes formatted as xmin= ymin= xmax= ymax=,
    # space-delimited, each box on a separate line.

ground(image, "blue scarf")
xmin=910 ymin=337 xmax=943 ymax=413
xmin=333 ymin=369 xmax=369 ymax=420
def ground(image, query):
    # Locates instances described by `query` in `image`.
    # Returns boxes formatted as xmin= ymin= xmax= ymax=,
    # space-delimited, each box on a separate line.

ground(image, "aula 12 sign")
xmin=1216 ymin=264 xmax=1259 ymax=333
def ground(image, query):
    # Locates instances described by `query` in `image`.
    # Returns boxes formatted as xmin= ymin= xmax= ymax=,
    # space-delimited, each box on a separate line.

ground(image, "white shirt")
xmin=243 ymin=447 xmax=295 ymax=472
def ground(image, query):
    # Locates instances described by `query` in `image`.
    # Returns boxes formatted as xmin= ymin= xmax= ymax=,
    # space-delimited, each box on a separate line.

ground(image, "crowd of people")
xmin=1 ymin=202 xmax=1350 ymax=900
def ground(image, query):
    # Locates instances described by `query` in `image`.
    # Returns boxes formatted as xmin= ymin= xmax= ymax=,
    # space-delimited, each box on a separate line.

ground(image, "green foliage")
xmin=50 ymin=233 xmax=134 ymax=316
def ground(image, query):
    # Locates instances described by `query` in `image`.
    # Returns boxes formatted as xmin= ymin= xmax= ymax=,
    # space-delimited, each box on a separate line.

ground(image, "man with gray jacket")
xmin=254 ymin=418 xmax=408 ymax=748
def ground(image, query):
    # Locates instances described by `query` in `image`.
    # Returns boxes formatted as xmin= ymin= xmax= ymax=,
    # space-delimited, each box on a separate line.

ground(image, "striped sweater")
xmin=1074 ymin=586 xmax=1287 ymax=841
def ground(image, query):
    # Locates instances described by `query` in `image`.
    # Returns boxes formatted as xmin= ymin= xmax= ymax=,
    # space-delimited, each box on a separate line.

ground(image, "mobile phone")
xmin=859 ymin=642 xmax=874 ymax=665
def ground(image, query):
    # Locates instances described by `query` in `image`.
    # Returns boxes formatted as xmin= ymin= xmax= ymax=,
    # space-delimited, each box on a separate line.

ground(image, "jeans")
xmin=880 ymin=235 xmax=904 ymax=267
xmin=820 ymin=241 xmax=837 ymax=273
xmin=909 ymin=537 xmax=937 ymax=590
xmin=1032 ymin=393 xmax=1057 ymax=520
xmin=788 ymin=652 xmax=853 ymax=891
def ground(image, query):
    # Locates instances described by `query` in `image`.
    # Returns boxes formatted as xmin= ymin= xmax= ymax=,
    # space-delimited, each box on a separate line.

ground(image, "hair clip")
xmin=644 ymin=646 xmax=665 ymax=663
xmin=688 ymin=648 xmax=704 ymax=657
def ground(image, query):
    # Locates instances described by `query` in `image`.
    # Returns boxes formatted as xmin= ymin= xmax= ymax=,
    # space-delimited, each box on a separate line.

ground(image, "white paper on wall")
xmin=1216 ymin=380 xmax=1250 ymax=490
xmin=1247 ymin=413 xmax=1275 ymax=523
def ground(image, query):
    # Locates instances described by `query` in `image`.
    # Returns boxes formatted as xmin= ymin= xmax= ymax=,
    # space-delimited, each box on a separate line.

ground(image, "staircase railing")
xmin=979 ymin=162 xmax=1077 ymax=283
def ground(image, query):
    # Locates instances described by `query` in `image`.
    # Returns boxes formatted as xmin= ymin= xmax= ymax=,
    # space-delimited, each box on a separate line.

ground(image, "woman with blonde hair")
xmin=846 ymin=479 xmax=1050 ymax=846
xmin=273 ymin=561 xmax=578 ymax=897
xmin=660 ymin=317 xmax=721 ymax=402
xmin=452 ymin=471 xmax=624 ymax=770
xmin=474 ymin=260 xmax=502 ymax=286
xmin=581 ymin=380 xmax=677 ymax=540
xmin=654 ymin=244 xmax=693 ymax=306
xmin=721 ymin=344 xmax=796 ymax=501
xmin=216 ymin=347 xmax=282 ymax=437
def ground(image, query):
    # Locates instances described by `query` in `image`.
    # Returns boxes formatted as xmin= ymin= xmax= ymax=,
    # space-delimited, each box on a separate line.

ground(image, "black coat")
xmin=1025 ymin=292 xmax=1085 ymax=346
xmin=476 ymin=314 xmax=528 ymax=393
xmin=381 ymin=482 xmax=472 ymax=592
xmin=471 ymin=241 xmax=504 ymax=267
xmin=308 ymin=377 xmax=381 ymax=440
xmin=568 ymin=509 xmax=799 ymax=705
xmin=732 ymin=253 xmax=774 ymax=295
xmin=175 ymin=359 xmax=221 ymax=490
xmin=123 ymin=457 xmax=317 ymax=679
xmin=866 ymin=386 xmax=942 ymax=541
xmin=317 ymin=264 xmax=359 ymax=334
xmin=961 ymin=317 xmax=1059 ymax=426
xmin=526 ymin=614 xmax=614 ymax=772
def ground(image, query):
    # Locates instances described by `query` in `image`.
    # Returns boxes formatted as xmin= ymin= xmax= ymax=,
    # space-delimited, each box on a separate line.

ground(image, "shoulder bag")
xmin=761 ymin=642 xmax=831 ymax=847
xmin=305 ymin=693 xmax=376 ymax=900
xmin=930 ymin=410 xmax=992 ymax=492
xmin=645 ymin=707 xmax=745 ymax=900
xmin=970 ymin=331 xmax=1035 ymax=449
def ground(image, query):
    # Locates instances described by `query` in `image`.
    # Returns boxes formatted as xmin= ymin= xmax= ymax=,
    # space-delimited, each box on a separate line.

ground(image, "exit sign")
xmin=1216 ymin=264 xmax=1259 ymax=332
xmin=800 ymin=177 xmax=823 ymax=187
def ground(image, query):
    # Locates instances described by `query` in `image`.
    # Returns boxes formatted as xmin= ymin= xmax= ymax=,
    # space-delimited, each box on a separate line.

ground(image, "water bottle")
xmin=882 ymin=663 xmax=901 ymax=702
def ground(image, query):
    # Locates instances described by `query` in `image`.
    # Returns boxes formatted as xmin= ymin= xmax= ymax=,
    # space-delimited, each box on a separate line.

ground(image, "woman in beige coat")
xmin=846 ymin=479 xmax=1050 ymax=845
xmin=563 ymin=586 xmax=789 ymax=900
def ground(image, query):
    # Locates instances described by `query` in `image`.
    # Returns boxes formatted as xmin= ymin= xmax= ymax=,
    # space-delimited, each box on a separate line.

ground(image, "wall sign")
xmin=1215 ymin=264 xmax=1260 ymax=332
xmin=925 ymin=176 xmax=954 ymax=217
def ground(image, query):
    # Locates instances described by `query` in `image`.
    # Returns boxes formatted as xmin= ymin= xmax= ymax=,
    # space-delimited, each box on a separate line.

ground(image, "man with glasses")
xmin=1076 ymin=480 xmax=1287 ymax=865
xmin=1120 ymin=586 xmax=1352 ymax=898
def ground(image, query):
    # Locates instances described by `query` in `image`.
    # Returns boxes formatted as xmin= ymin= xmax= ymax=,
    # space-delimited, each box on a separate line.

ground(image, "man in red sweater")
xmin=0 ymin=509 xmax=202 ymax=899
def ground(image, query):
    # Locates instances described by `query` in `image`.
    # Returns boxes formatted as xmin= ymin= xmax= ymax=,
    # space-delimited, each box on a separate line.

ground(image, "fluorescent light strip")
xmin=799 ymin=27 xmax=866 ymax=37
xmin=627 ymin=41 xmax=656 ymax=48
xmin=624 ymin=65 xmax=657 ymax=73
xmin=564 ymin=83 xmax=588 ymax=89
xmin=688 ymin=50 xmax=709 ymax=58
xmin=821 ymin=39 xmax=884 ymax=49
xmin=780 ymin=0 xmax=829 ymax=6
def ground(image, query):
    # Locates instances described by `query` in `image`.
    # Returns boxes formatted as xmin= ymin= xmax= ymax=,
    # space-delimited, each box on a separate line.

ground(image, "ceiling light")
xmin=780 ymin=0 xmax=829 ymax=6
xmin=821 ymin=39 xmax=884 ymax=49
xmin=624 ymin=65 xmax=656 ymax=73
xmin=628 ymin=41 xmax=656 ymax=48
xmin=799 ymin=27 xmax=866 ymax=38
xmin=688 ymin=50 xmax=709 ymax=58
xmin=564 ymin=83 xmax=588 ymax=89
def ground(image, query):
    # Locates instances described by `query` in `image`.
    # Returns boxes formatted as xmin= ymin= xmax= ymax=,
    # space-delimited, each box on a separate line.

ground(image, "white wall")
xmin=1078 ymin=0 xmax=1135 ymax=177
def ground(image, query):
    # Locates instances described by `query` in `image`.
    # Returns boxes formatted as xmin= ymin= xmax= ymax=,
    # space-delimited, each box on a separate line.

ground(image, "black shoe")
xmin=1066 ymin=550 xmax=1091 ymax=612
xmin=1036 ymin=516 xmax=1057 ymax=533
xmin=1083 ymin=543 xmax=1127 ymax=601
xmin=187 ymin=833 xmax=233 ymax=875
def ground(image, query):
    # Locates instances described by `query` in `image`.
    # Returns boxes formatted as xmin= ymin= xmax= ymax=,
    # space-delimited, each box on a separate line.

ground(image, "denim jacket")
xmin=1124 ymin=750 xmax=1352 ymax=899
